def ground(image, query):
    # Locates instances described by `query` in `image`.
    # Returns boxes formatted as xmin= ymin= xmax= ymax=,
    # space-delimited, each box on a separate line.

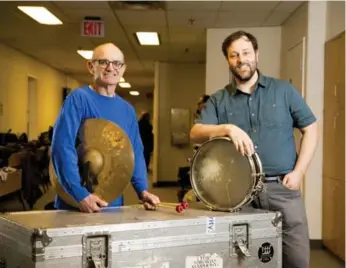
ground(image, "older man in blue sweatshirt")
xmin=51 ymin=43 xmax=160 ymax=213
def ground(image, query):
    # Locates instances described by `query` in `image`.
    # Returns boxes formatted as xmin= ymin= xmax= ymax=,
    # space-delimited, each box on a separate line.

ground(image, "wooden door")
xmin=322 ymin=32 xmax=345 ymax=261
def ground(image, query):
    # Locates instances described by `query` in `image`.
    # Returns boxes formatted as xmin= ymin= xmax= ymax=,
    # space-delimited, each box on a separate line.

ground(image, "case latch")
xmin=271 ymin=211 xmax=283 ymax=227
xmin=82 ymin=234 xmax=111 ymax=268
xmin=231 ymin=224 xmax=251 ymax=257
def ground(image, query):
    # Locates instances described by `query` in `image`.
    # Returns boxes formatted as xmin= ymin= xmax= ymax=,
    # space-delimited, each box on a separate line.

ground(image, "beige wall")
xmin=122 ymin=93 xmax=153 ymax=120
xmin=153 ymin=62 xmax=205 ymax=183
xmin=281 ymin=3 xmax=308 ymax=79
xmin=0 ymin=44 xmax=81 ymax=139
xmin=326 ymin=1 xmax=345 ymax=42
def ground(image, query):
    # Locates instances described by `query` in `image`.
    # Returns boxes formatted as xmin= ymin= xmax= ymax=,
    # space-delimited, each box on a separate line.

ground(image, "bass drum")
xmin=190 ymin=137 xmax=265 ymax=212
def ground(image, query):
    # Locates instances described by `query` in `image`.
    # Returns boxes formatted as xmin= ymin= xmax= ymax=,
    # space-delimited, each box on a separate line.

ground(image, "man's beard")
xmin=230 ymin=62 xmax=257 ymax=82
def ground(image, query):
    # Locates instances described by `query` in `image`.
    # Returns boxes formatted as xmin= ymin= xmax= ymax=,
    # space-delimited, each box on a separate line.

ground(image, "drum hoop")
xmin=190 ymin=137 xmax=263 ymax=212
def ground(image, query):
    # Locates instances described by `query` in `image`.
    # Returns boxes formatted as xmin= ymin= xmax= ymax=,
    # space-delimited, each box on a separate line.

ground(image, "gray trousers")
xmin=251 ymin=179 xmax=310 ymax=268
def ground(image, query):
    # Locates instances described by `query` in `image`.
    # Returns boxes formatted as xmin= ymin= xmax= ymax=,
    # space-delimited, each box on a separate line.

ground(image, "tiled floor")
xmin=0 ymin=177 xmax=344 ymax=268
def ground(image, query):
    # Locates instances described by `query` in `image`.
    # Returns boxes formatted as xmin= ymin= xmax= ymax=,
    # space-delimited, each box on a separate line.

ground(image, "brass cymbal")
xmin=49 ymin=118 xmax=134 ymax=208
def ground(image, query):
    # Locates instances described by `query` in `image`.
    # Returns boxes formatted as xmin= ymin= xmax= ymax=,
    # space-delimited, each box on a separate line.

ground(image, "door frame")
xmin=286 ymin=36 xmax=307 ymax=200
xmin=27 ymin=75 xmax=38 ymax=141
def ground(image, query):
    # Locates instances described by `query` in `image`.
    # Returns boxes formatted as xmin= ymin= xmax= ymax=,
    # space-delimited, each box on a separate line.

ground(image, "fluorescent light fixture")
xmin=77 ymin=50 xmax=93 ymax=60
xmin=119 ymin=82 xmax=131 ymax=88
xmin=129 ymin=91 xmax=140 ymax=96
xmin=120 ymin=77 xmax=125 ymax=82
xmin=135 ymin=32 xmax=160 ymax=46
xmin=18 ymin=6 xmax=63 ymax=25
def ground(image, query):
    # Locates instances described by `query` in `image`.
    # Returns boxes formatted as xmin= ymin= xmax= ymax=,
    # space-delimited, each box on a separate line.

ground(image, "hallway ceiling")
xmin=0 ymin=1 xmax=305 ymax=94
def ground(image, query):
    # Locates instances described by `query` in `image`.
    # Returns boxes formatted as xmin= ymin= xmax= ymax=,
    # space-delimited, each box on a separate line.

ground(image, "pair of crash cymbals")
xmin=49 ymin=119 xmax=134 ymax=208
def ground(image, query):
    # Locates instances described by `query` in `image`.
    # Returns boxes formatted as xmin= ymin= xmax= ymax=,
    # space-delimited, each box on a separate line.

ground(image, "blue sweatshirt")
xmin=51 ymin=85 xmax=148 ymax=209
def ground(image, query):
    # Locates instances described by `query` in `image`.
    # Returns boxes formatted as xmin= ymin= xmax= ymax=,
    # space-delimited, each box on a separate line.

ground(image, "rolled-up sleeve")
xmin=195 ymin=98 xmax=219 ymax=125
xmin=287 ymin=83 xmax=317 ymax=129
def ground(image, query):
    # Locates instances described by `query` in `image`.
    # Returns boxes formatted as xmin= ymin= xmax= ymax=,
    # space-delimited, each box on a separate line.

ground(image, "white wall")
xmin=205 ymin=27 xmax=282 ymax=94
xmin=305 ymin=1 xmax=327 ymax=240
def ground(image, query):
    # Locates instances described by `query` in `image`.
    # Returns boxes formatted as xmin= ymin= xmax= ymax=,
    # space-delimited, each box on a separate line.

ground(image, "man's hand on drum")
xmin=225 ymin=124 xmax=255 ymax=156
xmin=140 ymin=190 xmax=161 ymax=210
xmin=79 ymin=194 xmax=108 ymax=213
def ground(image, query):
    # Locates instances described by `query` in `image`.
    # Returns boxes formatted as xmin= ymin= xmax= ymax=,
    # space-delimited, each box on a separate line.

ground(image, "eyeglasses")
xmin=92 ymin=59 xmax=125 ymax=70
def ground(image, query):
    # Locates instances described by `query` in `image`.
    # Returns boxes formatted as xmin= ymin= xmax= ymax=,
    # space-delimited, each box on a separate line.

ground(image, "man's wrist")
xmin=221 ymin=124 xmax=233 ymax=136
xmin=139 ymin=190 xmax=149 ymax=199
xmin=293 ymin=167 xmax=305 ymax=177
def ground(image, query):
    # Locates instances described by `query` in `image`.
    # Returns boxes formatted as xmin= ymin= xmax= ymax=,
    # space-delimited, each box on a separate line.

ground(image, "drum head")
xmin=190 ymin=138 xmax=256 ymax=211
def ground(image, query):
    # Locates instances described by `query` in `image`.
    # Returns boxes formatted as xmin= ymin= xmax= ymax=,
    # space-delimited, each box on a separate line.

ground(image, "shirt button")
xmin=253 ymin=129 xmax=257 ymax=133
xmin=255 ymin=145 xmax=258 ymax=149
xmin=249 ymin=97 xmax=252 ymax=101
xmin=252 ymin=113 xmax=255 ymax=116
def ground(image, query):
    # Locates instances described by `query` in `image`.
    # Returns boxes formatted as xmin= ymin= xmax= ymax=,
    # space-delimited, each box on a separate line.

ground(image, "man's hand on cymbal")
xmin=79 ymin=194 xmax=108 ymax=213
xmin=140 ymin=190 xmax=161 ymax=210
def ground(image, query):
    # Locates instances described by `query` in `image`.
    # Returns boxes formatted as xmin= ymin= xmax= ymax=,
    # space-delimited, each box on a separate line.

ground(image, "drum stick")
xmin=158 ymin=204 xmax=177 ymax=209
xmin=160 ymin=202 xmax=181 ymax=207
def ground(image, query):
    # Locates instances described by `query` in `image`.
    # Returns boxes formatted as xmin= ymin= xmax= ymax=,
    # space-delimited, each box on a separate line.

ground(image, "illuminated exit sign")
xmin=82 ymin=19 xmax=104 ymax=37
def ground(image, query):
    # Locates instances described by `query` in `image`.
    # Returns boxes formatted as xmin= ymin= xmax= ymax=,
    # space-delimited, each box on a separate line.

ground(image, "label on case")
xmin=206 ymin=217 xmax=216 ymax=234
xmin=186 ymin=253 xmax=223 ymax=268
xmin=123 ymin=263 xmax=169 ymax=268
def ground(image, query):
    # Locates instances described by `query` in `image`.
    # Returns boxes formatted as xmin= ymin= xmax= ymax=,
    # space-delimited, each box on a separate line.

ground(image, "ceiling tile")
xmin=115 ymin=10 xmax=166 ymax=27
xmin=272 ymin=1 xmax=305 ymax=13
xmin=165 ymin=1 xmax=221 ymax=11
xmin=261 ymin=11 xmax=293 ymax=26
xmin=59 ymin=9 xmax=118 ymax=23
xmin=169 ymin=27 xmax=205 ymax=46
xmin=219 ymin=1 xmax=280 ymax=11
xmin=167 ymin=11 xmax=218 ymax=28
xmin=216 ymin=11 xmax=270 ymax=28
xmin=53 ymin=1 xmax=110 ymax=10
xmin=136 ymin=47 xmax=168 ymax=61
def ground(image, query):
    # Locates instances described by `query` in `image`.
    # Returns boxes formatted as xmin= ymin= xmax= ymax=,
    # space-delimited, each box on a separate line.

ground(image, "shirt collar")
xmin=225 ymin=69 xmax=267 ymax=95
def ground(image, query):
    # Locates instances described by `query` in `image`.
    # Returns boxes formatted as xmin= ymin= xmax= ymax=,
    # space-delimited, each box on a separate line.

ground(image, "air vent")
xmin=109 ymin=1 xmax=166 ymax=11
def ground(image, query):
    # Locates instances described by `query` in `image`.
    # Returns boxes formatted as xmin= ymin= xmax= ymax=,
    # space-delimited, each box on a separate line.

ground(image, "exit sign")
xmin=82 ymin=20 xmax=104 ymax=37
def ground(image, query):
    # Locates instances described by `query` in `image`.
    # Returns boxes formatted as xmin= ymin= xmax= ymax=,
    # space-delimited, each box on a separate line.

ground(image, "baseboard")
xmin=152 ymin=181 xmax=179 ymax=187
xmin=310 ymin=239 xmax=323 ymax=249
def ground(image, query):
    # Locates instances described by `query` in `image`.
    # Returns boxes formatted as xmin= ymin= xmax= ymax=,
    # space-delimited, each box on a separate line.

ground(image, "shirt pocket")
xmin=262 ymin=102 xmax=290 ymax=129
xmin=218 ymin=108 xmax=247 ymax=130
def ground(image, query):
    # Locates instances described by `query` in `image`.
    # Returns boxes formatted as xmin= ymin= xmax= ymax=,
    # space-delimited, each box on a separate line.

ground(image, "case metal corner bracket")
xmin=31 ymin=228 xmax=53 ymax=262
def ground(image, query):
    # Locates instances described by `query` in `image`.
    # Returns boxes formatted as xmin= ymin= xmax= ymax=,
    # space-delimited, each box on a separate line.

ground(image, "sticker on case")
xmin=186 ymin=253 xmax=223 ymax=268
xmin=258 ymin=242 xmax=274 ymax=263
xmin=206 ymin=217 xmax=216 ymax=234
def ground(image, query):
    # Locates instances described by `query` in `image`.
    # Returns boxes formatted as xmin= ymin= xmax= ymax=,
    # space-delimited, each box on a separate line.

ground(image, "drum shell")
xmin=189 ymin=137 xmax=264 ymax=212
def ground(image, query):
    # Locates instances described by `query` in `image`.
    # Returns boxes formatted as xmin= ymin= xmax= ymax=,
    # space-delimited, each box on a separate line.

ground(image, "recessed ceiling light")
xmin=77 ymin=50 xmax=93 ymax=60
xmin=129 ymin=91 xmax=140 ymax=96
xmin=119 ymin=82 xmax=131 ymax=88
xmin=135 ymin=32 xmax=160 ymax=46
xmin=18 ymin=6 xmax=63 ymax=25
